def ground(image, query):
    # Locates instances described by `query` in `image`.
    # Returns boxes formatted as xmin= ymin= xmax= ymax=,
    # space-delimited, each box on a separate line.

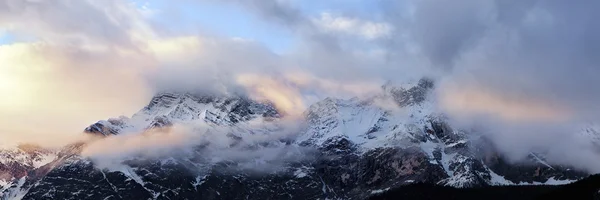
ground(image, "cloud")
xmin=312 ymin=12 xmax=392 ymax=40
xmin=237 ymin=73 xmax=306 ymax=116
xmin=0 ymin=42 xmax=152 ymax=147
xmin=81 ymin=119 xmax=312 ymax=173
xmin=0 ymin=0 xmax=160 ymax=147
xmin=405 ymin=0 xmax=600 ymax=170
xmin=214 ymin=0 xmax=309 ymax=29
xmin=385 ymin=0 xmax=600 ymax=121
xmin=0 ymin=0 xmax=154 ymax=48
xmin=0 ymin=0 xmax=383 ymax=147
xmin=408 ymin=0 xmax=493 ymax=67
xmin=437 ymin=83 xmax=572 ymax=123
xmin=237 ymin=70 xmax=383 ymax=116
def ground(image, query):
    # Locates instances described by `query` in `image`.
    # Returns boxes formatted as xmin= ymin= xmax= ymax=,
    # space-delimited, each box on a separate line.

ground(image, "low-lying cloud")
xmin=81 ymin=118 xmax=312 ymax=173
xmin=404 ymin=0 xmax=600 ymax=171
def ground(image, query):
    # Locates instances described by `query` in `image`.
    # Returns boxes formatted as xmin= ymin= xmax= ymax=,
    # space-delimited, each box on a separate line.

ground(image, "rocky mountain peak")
xmin=382 ymin=77 xmax=435 ymax=107
xmin=84 ymin=92 xmax=279 ymax=136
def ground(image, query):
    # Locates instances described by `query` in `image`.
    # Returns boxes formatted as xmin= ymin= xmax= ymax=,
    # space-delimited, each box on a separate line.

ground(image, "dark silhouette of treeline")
xmin=370 ymin=175 xmax=600 ymax=200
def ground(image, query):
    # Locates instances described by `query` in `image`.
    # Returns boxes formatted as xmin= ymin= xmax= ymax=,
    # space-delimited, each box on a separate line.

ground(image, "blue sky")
xmin=296 ymin=0 xmax=382 ymax=16
xmin=0 ymin=31 xmax=14 ymax=45
xmin=138 ymin=0 xmax=382 ymax=53
xmin=0 ymin=0 xmax=297 ymax=51
xmin=0 ymin=0 xmax=384 ymax=52
xmin=0 ymin=31 xmax=38 ymax=46
xmin=181 ymin=2 xmax=294 ymax=53
xmin=140 ymin=0 xmax=296 ymax=53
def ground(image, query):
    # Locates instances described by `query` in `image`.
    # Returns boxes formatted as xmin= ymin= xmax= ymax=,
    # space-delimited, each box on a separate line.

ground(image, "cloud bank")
xmin=81 ymin=118 xmax=312 ymax=173
xmin=0 ymin=0 xmax=599 ymax=171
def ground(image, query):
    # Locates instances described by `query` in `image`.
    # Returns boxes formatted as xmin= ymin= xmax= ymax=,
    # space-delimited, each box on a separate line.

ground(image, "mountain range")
xmin=0 ymin=78 xmax=595 ymax=200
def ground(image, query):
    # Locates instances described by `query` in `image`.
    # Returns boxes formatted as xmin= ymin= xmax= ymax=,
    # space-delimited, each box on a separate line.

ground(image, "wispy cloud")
xmin=312 ymin=12 xmax=392 ymax=40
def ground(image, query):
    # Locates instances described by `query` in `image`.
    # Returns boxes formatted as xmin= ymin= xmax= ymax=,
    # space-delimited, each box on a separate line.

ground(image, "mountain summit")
xmin=84 ymin=92 xmax=280 ymax=136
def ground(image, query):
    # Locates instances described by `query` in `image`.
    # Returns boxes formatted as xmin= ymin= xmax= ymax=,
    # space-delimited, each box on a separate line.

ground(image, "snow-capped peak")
xmin=298 ymin=97 xmax=387 ymax=148
xmin=381 ymin=77 xmax=435 ymax=107
xmin=296 ymin=79 xmax=438 ymax=151
xmin=85 ymin=92 xmax=279 ymax=136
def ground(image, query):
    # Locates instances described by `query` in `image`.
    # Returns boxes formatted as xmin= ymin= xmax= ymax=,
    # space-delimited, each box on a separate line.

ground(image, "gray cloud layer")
xmin=224 ymin=0 xmax=600 ymax=170
xmin=394 ymin=0 xmax=600 ymax=119
xmin=227 ymin=0 xmax=600 ymax=120
xmin=383 ymin=0 xmax=600 ymax=170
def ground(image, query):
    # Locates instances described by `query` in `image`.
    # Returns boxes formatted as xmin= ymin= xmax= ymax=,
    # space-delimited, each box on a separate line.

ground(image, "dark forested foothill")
xmin=370 ymin=174 xmax=600 ymax=200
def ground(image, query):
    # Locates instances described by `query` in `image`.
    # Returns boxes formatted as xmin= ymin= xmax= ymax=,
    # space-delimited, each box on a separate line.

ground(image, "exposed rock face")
xmin=383 ymin=78 xmax=434 ymax=107
xmin=0 ymin=143 xmax=84 ymax=199
xmin=1 ymin=79 xmax=593 ymax=199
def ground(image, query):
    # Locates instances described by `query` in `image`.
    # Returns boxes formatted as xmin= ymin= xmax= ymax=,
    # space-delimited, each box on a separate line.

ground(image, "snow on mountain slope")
xmin=84 ymin=92 xmax=279 ymax=136
xmin=294 ymin=78 xmax=585 ymax=188
xmin=79 ymin=92 xmax=294 ymax=176
xmin=299 ymin=97 xmax=387 ymax=147
xmin=0 ymin=144 xmax=60 ymax=198
xmin=580 ymin=123 xmax=600 ymax=149
xmin=0 ymin=143 xmax=88 ymax=200
xmin=0 ymin=145 xmax=57 ymax=176
xmin=298 ymin=78 xmax=437 ymax=150
xmin=79 ymin=79 xmax=589 ymax=191
xmin=297 ymin=95 xmax=495 ymax=188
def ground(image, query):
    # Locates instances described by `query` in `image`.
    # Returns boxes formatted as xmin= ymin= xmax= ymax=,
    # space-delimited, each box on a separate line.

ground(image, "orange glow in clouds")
xmin=438 ymin=85 xmax=572 ymax=122
xmin=237 ymin=74 xmax=306 ymax=116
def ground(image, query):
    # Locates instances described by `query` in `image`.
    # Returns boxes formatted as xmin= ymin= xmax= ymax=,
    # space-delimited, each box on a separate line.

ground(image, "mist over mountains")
xmin=1 ymin=80 xmax=597 ymax=199
xmin=1 ymin=0 xmax=600 ymax=199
